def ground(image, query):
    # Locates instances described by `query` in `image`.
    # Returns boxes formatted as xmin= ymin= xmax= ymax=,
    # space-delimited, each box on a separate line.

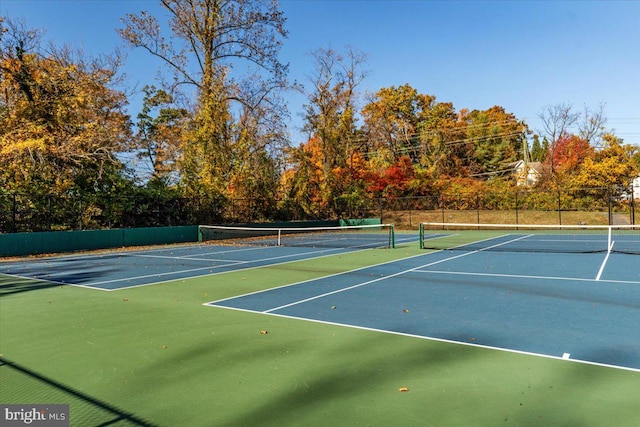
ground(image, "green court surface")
xmin=1 ymin=246 xmax=639 ymax=426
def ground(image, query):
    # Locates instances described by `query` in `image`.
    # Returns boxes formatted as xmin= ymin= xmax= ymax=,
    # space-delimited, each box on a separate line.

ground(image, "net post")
xmin=390 ymin=224 xmax=395 ymax=248
xmin=197 ymin=225 xmax=202 ymax=242
xmin=277 ymin=229 xmax=282 ymax=246
xmin=419 ymin=223 xmax=424 ymax=249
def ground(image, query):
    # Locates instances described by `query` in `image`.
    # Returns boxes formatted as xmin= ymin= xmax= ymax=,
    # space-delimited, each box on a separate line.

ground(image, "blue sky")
xmin=2 ymin=0 xmax=639 ymax=146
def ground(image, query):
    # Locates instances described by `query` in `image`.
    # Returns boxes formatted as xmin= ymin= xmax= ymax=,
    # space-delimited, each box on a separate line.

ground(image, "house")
xmin=632 ymin=175 xmax=640 ymax=200
xmin=512 ymin=160 xmax=543 ymax=187
xmin=617 ymin=174 xmax=640 ymax=201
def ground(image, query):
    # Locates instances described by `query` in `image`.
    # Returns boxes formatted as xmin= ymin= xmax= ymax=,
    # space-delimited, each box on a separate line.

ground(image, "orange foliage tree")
xmin=544 ymin=133 xmax=594 ymax=186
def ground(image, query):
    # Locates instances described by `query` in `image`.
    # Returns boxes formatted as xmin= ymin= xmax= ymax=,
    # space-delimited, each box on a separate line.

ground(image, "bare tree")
xmin=537 ymin=102 xmax=611 ymax=175
xmin=119 ymin=0 xmax=288 ymax=104
xmin=578 ymin=102 xmax=608 ymax=147
xmin=538 ymin=103 xmax=579 ymax=144
xmin=538 ymin=102 xmax=609 ymax=146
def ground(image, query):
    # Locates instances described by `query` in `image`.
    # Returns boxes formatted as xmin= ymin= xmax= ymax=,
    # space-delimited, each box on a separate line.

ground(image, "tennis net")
xmin=199 ymin=223 xmax=395 ymax=249
xmin=419 ymin=222 xmax=639 ymax=255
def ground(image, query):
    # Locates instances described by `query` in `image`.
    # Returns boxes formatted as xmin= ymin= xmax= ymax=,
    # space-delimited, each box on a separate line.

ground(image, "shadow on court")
xmin=0 ymin=259 xmax=120 ymax=289
xmin=0 ymin=276 xmax=63 ymax=297
xmin=0 ymin=356 xmax=157 ymax=427
xmin=125 ymin=326 xmax=638 ymax=427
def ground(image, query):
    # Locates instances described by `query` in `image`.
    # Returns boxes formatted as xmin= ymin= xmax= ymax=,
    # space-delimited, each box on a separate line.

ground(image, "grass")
xmin=1 ymin=245 xmax=640 ymax=426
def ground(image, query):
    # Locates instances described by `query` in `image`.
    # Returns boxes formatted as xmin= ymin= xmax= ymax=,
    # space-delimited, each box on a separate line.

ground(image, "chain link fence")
xmin=1 ymin=187 xmax=636 ymax=233
xmin=377 ymin=187 xmax=636 ymax=229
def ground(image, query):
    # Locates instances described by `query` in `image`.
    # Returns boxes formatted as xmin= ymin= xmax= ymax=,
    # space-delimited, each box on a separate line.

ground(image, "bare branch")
xmin=538 ymin=103 xmax=579 ymax=143
xmin=578 ymin=102 xmax=608 ymax=147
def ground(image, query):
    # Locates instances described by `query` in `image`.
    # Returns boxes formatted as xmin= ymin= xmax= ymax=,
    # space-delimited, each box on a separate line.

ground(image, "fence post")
xmin=107 ymin=194 xmax=112 ymax=229
xmin=631 ymin=184 xmax=636 ymax=225
xmin=11 ymin=193 xmax=17 ymax=232
xmin=231 ymin=198 xmax=235 ymax=221
xmin=557 ymin=190 xmax=562 ymax=225
xmin=48 ymin=195 xmax=52 ymax=231
xmin=607 ymin=188 xmax=612 ymax=225
xmin=78 ymin=197 xmax=83 ymax=230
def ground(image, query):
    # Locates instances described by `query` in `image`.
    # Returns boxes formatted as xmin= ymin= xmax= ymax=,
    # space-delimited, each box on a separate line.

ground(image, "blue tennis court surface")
xmin=206 ymin=241 xmax=640 ymax=372
xmin=0 ymin=233 xmax=418 ymax=290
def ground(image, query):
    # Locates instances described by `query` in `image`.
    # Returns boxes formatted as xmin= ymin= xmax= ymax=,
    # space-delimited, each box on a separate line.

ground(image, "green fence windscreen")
xmin=0 ymin=226 xmax=199 ymax=257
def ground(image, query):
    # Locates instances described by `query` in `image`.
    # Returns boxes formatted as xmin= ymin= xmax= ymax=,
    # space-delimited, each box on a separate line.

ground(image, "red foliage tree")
xmin=547 ymin=133 xmax=594 ymax=177
xmin=366 ymin=156 xmax=415 ymax=198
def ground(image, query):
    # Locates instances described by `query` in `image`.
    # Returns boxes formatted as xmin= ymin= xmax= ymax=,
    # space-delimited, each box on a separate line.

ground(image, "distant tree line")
xmin=1 ymin=2 xmax=639 ymax=231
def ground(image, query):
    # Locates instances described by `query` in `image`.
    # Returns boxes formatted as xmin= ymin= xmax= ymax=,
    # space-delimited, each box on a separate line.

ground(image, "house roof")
xmin=509 ymin=161 xmax=543 ymax=173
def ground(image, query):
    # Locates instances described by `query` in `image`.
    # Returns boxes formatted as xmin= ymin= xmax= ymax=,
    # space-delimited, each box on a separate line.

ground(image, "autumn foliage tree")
xmin=458 ymin=106 xmax=527 ymax=176
xmin=135 ymin=85 xmax=189 ymax=185
xmin=119 ymin=0 xmax=289 ymax=213
xmin=301 ymin=47 xmax=367 ymax=217
xmin=361 ymin=84 xmax=427 ymax=163
xmin=362 ymin=84 xmax=462 ymax=176
xmin=571 ymin=134 xmax=639 ymax=190
xmin=366 ymin=156 xmax=416 ymax=199
xmin=542 ymin=133 xmax=594 ymax=187
xmin=282 ymin=135 xmax=325 ymax=217
xmin=2 ymin=11 xmax=637 ymax=230
xmin=0 ymin=18 xmax=131 ymax=203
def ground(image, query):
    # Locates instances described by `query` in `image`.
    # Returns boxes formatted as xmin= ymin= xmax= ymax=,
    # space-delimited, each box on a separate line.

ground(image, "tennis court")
xmin=0 ymin=224 xmax=406 ymax=290
xmin=1 ymin=223 xmax=639 ymax=426
xmin=207 ymin=225 xmax=640 ymax=372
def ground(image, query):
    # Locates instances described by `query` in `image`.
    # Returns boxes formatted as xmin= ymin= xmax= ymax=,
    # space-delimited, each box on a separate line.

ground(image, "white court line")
xmin=395 ymin=235 xmax=420 ymax=243
xmin=205 ymin=252 xmax=432 ymax=305
xmin=413 ymin=269 xmax=640 ymax=286
xmin=205 ymin=233 xmax=525 ymax=306
xmin=35 ymin=245 xmax=352 ymax=287
xmin=76 ymin=263 xmax=241 ymax=286
xmin=208 ymin=304 xmax=640 ymax=373
xmin=90 ymin=245 xmax=386 ymax=290
xmin=0 ymin=240 xmax=280 ymax=265
xmin=0 ymin=272 xmax=112 ymax=291
xmin=2 ymin=231 xmax=412 ymax=291
xmin=261 ymin=234 xmax=533 ymax=313
xmin=422 ymin=232 xmax=461 ymax=241
xmin=132 ymin=254 xmax=247 ymax=264
xmin=89 ymin=249 xmax=327 ymax=285
xmin=180 ymin=245 xmax=279 ymax=258
xmin=595 ymin=240 xmax=614 ymax=281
